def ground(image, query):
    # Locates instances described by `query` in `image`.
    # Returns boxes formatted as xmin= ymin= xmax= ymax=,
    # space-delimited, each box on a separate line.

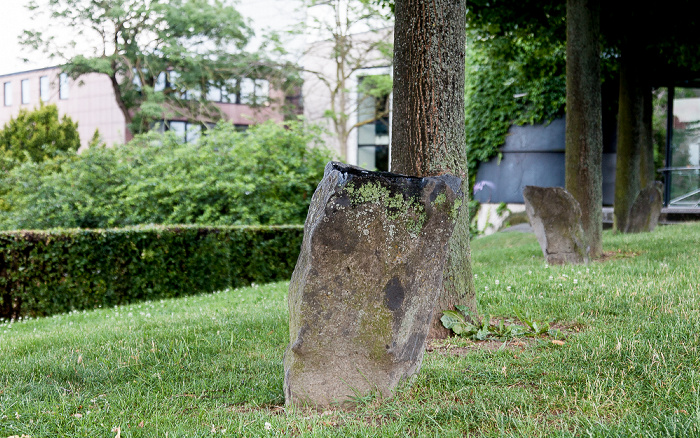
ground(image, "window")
xmin=238 ymin=78 xmax=269 ymax=105
xmin=223 ymin=79 xmax=238 ymax=103
xmin=3 ymin=82 xmax=11 ymax=106
xmin=40 ymin=76 xmax=49 ymax=102
xmin=21 ymin=79 xmax=30 ymax=104
xmin=59 ymin=73 xmax=69 ymax=99
xmin=157 ymin=120 xmax=208 ymax=143
xmin=206 ymin=84 xmax=223 ymax=102
xmin=154 ymin=72 xmax=166 ymax=92
xmin=356 ymin=75 xmax=390 ymax=171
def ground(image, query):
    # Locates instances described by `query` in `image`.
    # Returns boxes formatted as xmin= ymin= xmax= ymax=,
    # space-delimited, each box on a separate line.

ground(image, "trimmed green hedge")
xmin=0 ymin=225 xmax=303 ymax=319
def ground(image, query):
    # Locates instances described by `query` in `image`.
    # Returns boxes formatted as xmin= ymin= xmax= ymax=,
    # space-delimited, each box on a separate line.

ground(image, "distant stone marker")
xmin=284 ymin=162 xmax=462 ymax=409
xmin=625 ymin=182 xmax=663 ymax=233
xmin=522 ymin=186 xmax=589 ymax=265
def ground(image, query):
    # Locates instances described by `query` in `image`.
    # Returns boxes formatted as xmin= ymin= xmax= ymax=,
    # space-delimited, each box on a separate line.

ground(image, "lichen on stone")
xmin=343 ymin=180 xmax=427 ymax=237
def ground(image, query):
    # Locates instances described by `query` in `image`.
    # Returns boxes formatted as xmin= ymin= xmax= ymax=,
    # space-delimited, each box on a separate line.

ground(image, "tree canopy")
xmin=21 ymin=0 xmax=296 ymax=134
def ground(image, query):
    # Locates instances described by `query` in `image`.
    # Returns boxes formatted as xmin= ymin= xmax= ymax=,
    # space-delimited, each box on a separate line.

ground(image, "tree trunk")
xmin=108 ymin=71 xmax=134 ymax=136
xmin=391 ymin=0 xmax=477 ymax=338
xmin=614 ymin=49 xmax=644 ymax=232
xmin=565 ymin=0 xmax=603 ymax=258
xmin=639 ymin=85 xmax=655 ymax=189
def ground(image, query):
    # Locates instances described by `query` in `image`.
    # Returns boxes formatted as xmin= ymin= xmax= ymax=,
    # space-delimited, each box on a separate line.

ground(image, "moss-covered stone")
xmin=284 ymin=162 xmax=462 ymax=409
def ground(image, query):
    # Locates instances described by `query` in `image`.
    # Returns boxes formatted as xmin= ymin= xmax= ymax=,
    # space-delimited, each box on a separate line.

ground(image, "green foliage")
xmin=0 ymin=225 xmax=303 ymax=319
xmin=21 ymin=0 xmax=297 ymax=133
xmin=464 ymin=34 xmax=566 ymax=188
xmin=0 ymin=120 xmax=332 ymax=230
xmin=441 ymin=304 xmax=553 ymax=341
xmin=0 ymin=104 xmax=80 ymax=167
xmin=358 ymin=74 xmax=393 ymax=100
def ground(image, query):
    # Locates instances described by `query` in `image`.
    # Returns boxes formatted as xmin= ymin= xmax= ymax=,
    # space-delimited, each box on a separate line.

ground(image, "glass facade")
xmin=21 ymin=79 xmax=30 ymax=104
xmin=356 ymin=75 xmax=390 ymax=171
xmin=40 ymin=76 xmax=49 ymax=102
xmin=59 ymin=73 xmax=69 ymax=99
xmin=3 ymin=82 xmax=11 ymax=106
xmin=668 ymin=88 xmax=700 ymax=207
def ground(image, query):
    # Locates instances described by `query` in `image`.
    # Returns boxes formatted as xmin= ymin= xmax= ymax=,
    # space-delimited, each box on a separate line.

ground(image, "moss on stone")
xmin=450 ymin=197 xmax=463 ymax=221
xmin=433 ymin=192 xmax=447 ymax=206
xmin=343 ymin=180 xmax=427 ymax=236
xmin=355 ymin=305 xmax=393 ymax=361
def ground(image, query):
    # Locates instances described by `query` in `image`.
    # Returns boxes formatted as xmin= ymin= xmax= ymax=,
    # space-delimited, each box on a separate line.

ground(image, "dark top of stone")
xmin=325 ymin=162 xmax=462 ymax=199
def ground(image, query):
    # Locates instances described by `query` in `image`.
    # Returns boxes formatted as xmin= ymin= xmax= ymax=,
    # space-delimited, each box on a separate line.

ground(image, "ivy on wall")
xmin=464 ymin=33 xmax=567 ymax=189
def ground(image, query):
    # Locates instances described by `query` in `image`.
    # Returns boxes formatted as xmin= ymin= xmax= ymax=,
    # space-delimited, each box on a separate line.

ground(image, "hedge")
xmin=0 ymin=225 xmax=303 ymax=319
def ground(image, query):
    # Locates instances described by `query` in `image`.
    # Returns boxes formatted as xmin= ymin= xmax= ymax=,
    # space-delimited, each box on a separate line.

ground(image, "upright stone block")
xmin=284 ymin=162 xmax=462 ymax=409
xmin=522 ymin=186 xmax=589 ymax=265
xmin=625 ymin=182 xmax=663 ymax=233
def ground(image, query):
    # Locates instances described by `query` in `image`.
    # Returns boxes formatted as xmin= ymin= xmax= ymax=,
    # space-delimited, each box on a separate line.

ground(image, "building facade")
xmin=0 ymin=66 xmax=285 ymax=148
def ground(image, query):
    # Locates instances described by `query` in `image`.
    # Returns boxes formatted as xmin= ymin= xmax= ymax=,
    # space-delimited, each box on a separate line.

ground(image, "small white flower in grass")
xmin=549 ymin=275 xmax=553 ymax=280
xmin=484 ymin=286 xmax=488 ymax=291
xmin=573 ymin=279 xmax=578 ymax=284
xmin=507 ymin=286 xmax=511 ymax=291
xmin=264 ymin=422 xmax=272 ymax=430
xmin=495 ymin=280 xmax=500 ymax=285
xmin=528 ymin=270 xmax=532 ymax=275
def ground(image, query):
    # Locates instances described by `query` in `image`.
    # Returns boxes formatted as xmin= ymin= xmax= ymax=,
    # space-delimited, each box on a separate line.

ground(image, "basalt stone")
xmin=522 ymin=186 xmax=589 ymax=265
xmin=625 ymin=182 xmax=663 ymax=233
xmin=284 ymin=162 xmax=462 ymax=409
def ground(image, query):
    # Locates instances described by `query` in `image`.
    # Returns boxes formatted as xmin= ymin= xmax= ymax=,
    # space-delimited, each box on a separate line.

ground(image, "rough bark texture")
xmin=614 ymin=50 xmax=644 ymax=233
xmin=391 ymin=0 xmax=477 ymax=338
xmin=565 ymin=0 xmax=603 ymax=258
xmin=639 ymin=86 xmax=655 ymax=190
xmin=283 ymin=162 xmax=462 ymax=408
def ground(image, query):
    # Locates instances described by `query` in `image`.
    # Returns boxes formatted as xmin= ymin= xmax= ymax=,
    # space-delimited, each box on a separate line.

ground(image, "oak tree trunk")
xmin=614 ymin=49 xmax=645 ymax=232
xmin=565 ymin=0 xmax=604 ymax=258
xmin=391 ymin=0 xmax=477 ymax=338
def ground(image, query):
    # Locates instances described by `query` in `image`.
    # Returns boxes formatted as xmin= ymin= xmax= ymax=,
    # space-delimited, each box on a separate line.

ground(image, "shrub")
xmin=0 ymin=120 xmax=333 ymax=230
xmin=0 ymin=103 xmax=80 ymax=166
xmin=0 ymin=225 xmax=303 ymax=319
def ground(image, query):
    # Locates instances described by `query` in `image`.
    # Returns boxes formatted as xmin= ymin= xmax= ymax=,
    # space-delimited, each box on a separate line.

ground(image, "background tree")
xmin=0 ymin=104 xmax=80 ymax=212
xmin=21 ymin=0 xmax=293 ymax=135
xmin=391 ymin=0 xmax=477 ymax=337
xmin=0 ymin=104 xmax=80 ymax=167
xmin=299 ymin=0 xmax=393 ymax=162
xmin=601 ymin=4 xmax=700 ymax=231
xmin=564 ymin=0 xmax=603 ymax=256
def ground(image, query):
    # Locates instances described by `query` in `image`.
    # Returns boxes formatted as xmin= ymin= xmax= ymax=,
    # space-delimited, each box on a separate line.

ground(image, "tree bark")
xmin=391 ymin=0 xmax=477 ymax=338
xmin=639 ymin=85 xmax=655 ymax=189
xmin=614 ymin=49 xmax=645 ymax=232
xmin=565 ymin=0 xmax=603 ymax=258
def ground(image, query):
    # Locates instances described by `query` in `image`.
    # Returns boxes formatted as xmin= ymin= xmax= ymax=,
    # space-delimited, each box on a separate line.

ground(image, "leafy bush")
xmin=0 ymin=104 xmax=81 ymax=213
xmin=0 ymin=120 xmax=333 ymax=230
xmin=0 ymin=225 xmax=303 ymax=319
xmin=0 ymin=103 xmax=80 ymax=167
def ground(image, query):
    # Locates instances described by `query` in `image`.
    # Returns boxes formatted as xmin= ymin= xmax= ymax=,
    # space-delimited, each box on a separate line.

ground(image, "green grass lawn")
xmin=2 ymin=222 xmax=700 ymax=437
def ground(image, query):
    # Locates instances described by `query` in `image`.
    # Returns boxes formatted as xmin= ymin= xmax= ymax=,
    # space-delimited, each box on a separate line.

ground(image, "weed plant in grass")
xmin=1 ymin=223 xmax=700 ymax=437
